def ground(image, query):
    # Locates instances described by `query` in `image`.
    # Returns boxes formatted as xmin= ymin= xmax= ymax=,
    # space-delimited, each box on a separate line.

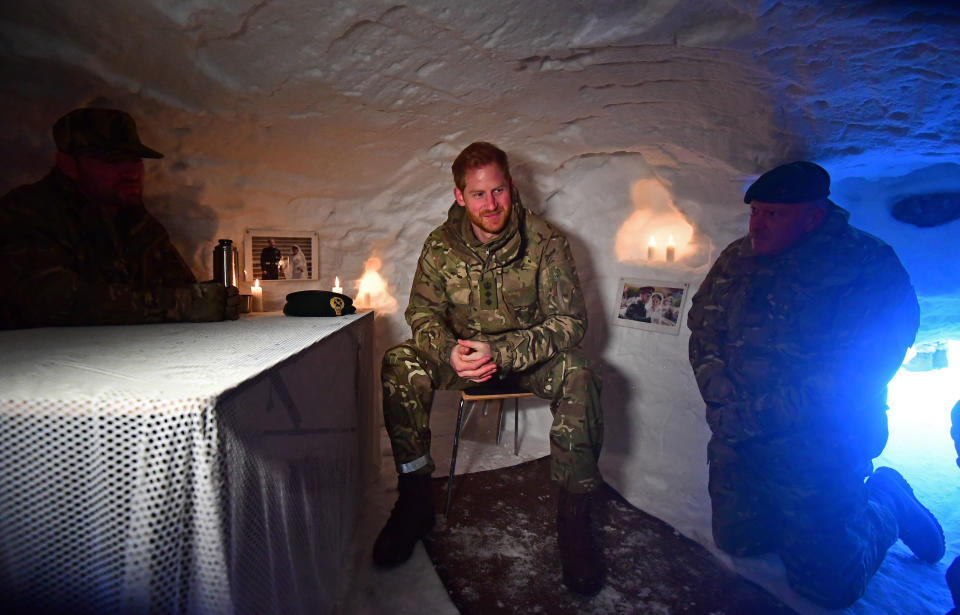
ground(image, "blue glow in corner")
xmin=878 ymin=340 xmax=958 ymax=615
xmin=880 ymin=340 xmax=959 ymax=473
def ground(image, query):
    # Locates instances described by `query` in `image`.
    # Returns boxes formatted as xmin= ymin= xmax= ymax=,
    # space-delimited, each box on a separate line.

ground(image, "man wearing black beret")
xmin=688 ymin=161 xmax=944 ymax=608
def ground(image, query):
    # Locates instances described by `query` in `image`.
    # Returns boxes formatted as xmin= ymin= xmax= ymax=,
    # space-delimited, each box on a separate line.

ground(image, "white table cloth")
xmin=0 ymin=311 xmax=375 ymax=615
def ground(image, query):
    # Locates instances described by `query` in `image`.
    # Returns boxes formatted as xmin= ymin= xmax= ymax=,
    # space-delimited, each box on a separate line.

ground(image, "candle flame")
xmin=615 ymin=179 xmax=693 ymax=263
xmin=335 ymin=276 xmax=340 ymax=287
xmin=354 ymin=257 xmax=398 ymax=313
xmin=254 ymin=279 xmax=260 ymax=288
xmin=668 ymin=235 xmax=675 ymax=246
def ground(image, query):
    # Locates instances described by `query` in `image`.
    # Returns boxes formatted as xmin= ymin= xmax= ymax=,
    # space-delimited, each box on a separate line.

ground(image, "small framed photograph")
xmin=244 ymin=229 xmax=319 ymax=282
xmin=613 ymin=278 xmax=689 ymax=334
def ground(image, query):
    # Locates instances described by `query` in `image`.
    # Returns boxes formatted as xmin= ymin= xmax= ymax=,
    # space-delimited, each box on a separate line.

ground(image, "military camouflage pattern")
xmin=688 ymin=201 xmax=918 ymax=608
xmin=406 ymin=192 xmax=587 ymax=374
xmin=688 ymin=201 xmax=918 ymax=458
xmin=0 ymin=170 xmax=228 ymax=329
xmin=708 ymin=438 xmax=898 ymax=608
xmin=383 ymin=193 xmax=603 ymax=493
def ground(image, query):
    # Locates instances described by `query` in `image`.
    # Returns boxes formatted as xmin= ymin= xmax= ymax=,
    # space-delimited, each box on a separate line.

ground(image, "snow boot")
xmin=557 ymin=489 xmax=604 ymax=596
xmin=867 ymin=466 xmax=945 ymax=563
xmin=372 ymin=473 xmax=435 ymax=567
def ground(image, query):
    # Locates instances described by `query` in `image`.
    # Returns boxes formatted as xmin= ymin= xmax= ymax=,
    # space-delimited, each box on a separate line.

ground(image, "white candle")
xmin=332 ymin=276 xmax=343 ymax=294
xmin=647 ymin=235 xmax=656 ymax=260
xmin=666 ymin=235 xmax=676 ymax=263
xmin=251 ymin=279 xmax=263 ymax=312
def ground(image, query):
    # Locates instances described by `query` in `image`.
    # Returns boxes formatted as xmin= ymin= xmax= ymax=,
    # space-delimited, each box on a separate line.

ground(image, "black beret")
xmin=283 ymin=290 xmax=357 ymax=317
xmin=743 ymin=161 xmax=830 ymax=204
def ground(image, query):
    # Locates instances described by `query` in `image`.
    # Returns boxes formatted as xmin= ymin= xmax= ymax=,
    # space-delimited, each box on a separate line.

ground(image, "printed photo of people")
xmin=616 ymin=280 xmax=688 ymax=333
xmin=251 ymin=235 xmax=314 ymax=280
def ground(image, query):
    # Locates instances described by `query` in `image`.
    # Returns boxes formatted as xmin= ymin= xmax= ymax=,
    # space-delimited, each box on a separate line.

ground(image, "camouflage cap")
xmin=744 ymin=161 xmax=830 ymax=204
xmin=53 ymin=108 xmax=163 ymax=160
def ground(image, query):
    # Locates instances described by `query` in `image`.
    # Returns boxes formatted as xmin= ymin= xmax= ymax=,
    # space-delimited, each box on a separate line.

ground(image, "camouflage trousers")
xmin=381 ymin=340 xmax=603 ymax=493
xmin=708 ymin=437 xmax=898 ymax=609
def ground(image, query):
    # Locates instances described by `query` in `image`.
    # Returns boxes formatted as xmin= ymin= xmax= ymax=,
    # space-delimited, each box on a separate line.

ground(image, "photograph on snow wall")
xmin=614 ymin=278 xmax=689 ymax=334
xmin=244 ymin=229 xmax=319 ymax=281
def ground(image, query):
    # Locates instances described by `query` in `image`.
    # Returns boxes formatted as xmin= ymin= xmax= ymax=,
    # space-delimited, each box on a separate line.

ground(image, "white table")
xmin=0 ymin=311 xmax=375 ymax=615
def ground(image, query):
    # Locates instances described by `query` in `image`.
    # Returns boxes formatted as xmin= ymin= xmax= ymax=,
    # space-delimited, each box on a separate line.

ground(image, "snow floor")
xmin=342 ymin=344 xmax=960 ymax=614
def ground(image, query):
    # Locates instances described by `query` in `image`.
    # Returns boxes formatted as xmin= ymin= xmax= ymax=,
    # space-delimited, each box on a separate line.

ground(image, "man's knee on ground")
xmin=708 ymin=464 xmax=776 ymax=557
xmin=711 ymin=521 xmax=772 ymax=557
xmin=785 ymin=563 xmax=868 ymax=610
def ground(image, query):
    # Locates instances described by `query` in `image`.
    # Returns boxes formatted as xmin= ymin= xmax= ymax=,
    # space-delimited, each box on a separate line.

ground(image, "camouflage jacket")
xmin=0 ymin=170 xmax=198 ymax=329
xmin=406 ymin=193 xmax=586 ymax=375
xmin=688 ymin=203 xmax=918 ymax=462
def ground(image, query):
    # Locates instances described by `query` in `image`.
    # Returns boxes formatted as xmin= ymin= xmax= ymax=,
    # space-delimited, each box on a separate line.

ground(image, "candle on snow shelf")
xmin=251 ymin=279 xmax=263 ymax=312
xmin=666 ymin=235 xmax=676 ymax=263
xmin=647 ymin=235 xmax=656 ymax=260
xmin=333 ymin=276 xmax=343 ymax=294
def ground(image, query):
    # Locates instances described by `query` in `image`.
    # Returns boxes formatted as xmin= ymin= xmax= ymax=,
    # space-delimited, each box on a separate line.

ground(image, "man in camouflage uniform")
xmin=374 ymin=142 xmax=604 ymax=595
xmin=0 ymin=108 xmax=238 ymax=329
xmin=688 ymin=161 xmax=945 ymax=608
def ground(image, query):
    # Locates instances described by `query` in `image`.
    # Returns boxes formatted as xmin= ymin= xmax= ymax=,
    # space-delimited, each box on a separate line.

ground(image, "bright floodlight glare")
xmin=881 ymin=339 xmax=959 ymax=473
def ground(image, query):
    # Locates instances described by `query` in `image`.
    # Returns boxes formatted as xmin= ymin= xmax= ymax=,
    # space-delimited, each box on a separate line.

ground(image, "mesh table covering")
xmin=0 ymin=312 xmax=374 ymax=615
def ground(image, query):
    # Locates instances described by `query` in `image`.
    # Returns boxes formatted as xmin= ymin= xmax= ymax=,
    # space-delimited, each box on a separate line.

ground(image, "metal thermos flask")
xmin=213 ymin=239 xmax=239 ymax=287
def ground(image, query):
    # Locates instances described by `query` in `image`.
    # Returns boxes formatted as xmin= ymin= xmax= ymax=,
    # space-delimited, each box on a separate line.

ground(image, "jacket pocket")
xmin=502 ymin=270 xmax=539 ymax=326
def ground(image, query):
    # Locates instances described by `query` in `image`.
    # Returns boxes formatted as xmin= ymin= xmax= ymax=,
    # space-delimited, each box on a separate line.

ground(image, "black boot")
xmin=867 ymin=466 xmax=945 ymax=563
xmin=557 ymin=489 xmax=603 ymax=596
xmin=372 ymin=473 xmax=435 ymax=567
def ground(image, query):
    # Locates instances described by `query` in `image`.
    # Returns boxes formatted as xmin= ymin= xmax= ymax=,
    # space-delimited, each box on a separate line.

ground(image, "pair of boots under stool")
xmin=372 ymin=474 xmax=604 ymax=596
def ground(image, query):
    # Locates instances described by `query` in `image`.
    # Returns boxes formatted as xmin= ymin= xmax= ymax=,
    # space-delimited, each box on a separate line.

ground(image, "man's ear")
xmin=55 ymin=152 xmax=79 ymax=180
xmin=454 ymin=186 xmax=465 ymax=207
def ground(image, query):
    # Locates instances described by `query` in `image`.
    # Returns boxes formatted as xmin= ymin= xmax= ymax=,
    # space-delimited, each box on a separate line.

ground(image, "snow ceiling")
xmin=1 ymin=1 xmax=958 ymax=348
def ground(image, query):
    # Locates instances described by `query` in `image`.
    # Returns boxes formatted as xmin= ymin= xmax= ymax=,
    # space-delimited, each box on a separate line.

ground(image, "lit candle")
xmin=666 ymin=235 xmax=676 ymax=263
xmin=333 ymin=276 xmax=343 ymax=294
xmin=251 ymin=279 xmax=263 ymax=312
xmin=647 ymin=235 xmax=656 ymax=260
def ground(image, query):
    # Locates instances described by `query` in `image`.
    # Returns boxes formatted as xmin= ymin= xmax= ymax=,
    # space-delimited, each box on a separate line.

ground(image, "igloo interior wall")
xmin=1 ymin=2 xmax=959 ymax=614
